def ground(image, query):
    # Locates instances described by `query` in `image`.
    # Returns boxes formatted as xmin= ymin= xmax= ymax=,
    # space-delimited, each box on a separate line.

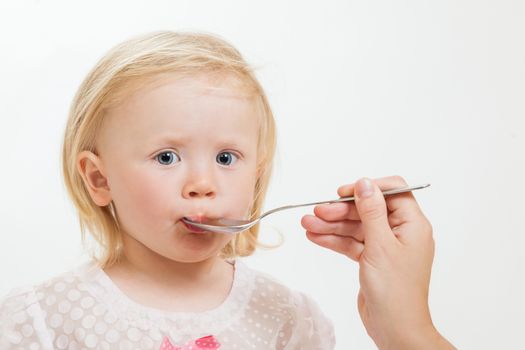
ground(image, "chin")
xmin=169 ymin=238 xmax=226 ymax=261
xmin=164 ymin=251 xmax=219 ymax=264
xmin=157 ymin=223 xmax=231 ymax=261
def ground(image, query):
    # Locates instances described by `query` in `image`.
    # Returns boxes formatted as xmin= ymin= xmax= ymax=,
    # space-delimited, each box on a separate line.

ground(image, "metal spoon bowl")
xmin=182 ymin=183 xmax=430 ymax=234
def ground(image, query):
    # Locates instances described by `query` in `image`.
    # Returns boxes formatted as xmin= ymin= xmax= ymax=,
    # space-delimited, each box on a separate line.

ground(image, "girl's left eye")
xmin=156 ymin=151 xmax=180 ymax=165
xmin=216 ymin=151 xmax=239 ymax=166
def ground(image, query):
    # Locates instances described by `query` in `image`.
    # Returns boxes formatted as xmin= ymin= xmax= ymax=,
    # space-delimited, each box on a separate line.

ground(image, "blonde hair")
xmin=62 ymin=31 xmax=277 ymax=268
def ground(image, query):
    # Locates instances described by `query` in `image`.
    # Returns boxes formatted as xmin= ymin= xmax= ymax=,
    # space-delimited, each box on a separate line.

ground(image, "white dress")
xmin=0 ymin=259 xmax=335 ymax=349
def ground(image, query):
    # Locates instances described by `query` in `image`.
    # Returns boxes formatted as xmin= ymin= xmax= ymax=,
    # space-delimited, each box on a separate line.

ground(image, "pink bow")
xmin=159 ymin=335 xmax=221 ymax=350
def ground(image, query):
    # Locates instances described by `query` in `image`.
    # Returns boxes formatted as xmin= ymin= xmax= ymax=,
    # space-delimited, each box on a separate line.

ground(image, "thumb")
xmin=354 ymin=177 xmax=395 ymax=244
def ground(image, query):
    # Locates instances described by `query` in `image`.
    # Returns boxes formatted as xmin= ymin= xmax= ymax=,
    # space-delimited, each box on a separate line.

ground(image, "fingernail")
xmin=356 ymin=178 xmax=374 ymax=198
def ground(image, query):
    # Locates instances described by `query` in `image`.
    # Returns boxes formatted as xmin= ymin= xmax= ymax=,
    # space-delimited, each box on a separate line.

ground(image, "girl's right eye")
xmin=155 ymin=151 xmax=180 ymax=165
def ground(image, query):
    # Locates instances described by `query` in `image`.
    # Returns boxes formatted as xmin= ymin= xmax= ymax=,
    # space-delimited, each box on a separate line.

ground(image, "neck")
xmin=101 ymin=231 xmax=235 ymax=313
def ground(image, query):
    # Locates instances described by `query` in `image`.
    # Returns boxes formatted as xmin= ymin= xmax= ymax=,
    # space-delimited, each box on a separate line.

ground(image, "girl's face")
xmin=90 ymin=73 xmax=260 ymax=263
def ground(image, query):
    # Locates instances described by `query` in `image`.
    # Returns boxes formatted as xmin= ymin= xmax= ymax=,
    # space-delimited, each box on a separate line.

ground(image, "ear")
xmin=76 ymin=151 xmax=112 ymax=207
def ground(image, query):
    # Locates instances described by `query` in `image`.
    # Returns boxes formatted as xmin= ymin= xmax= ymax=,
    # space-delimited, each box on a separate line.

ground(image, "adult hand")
xmin=301 ymin=176 xmax=455 ymax=350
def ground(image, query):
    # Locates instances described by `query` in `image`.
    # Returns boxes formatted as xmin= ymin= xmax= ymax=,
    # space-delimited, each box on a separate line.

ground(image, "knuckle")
xmin=360 ymin=202 xmax=385 ymax=220
xmin=421 ymin=218 xmax=434 ymax=239
xmin=336 ymin=220 xmax=351 ymax=235
xmin=312 ymin=220 xmax=326 ymax=233
xmin=391 ymin=175 xmax=408 ymax=186
xmin=421 ymin=215 xmax=432 ymax=231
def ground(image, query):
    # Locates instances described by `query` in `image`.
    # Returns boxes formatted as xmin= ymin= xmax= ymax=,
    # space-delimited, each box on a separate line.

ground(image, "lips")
xmin=180 ymin=215 xmax=213 ymax=233
xmin=184 ymin=215 xmax=207 ymax=223
xmin=181 ymin=220 xmax=209 ymax=233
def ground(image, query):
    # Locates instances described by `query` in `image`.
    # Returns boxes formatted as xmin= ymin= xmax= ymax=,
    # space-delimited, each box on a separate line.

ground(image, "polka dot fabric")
xmin=0 ymin=260 xmax=335 ymax=349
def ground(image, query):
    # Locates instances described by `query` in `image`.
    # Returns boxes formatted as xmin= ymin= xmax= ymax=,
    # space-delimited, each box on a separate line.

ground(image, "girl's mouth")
xmin=181 ymin=219 xmax=210 ymax=233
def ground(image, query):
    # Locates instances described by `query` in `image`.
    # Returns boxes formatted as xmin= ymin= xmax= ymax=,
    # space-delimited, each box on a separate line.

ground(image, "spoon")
xmin=182 ymin=183 xmax=430 ymax=234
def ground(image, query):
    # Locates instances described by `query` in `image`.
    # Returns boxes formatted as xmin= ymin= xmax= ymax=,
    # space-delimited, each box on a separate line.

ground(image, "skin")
xmin=76 ymin=73 xmax=260 ymax=312
xmin=301 ymin=176 xmax=456 ymax=349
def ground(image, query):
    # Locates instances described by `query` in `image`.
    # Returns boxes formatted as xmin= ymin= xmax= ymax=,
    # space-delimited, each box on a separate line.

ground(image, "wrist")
xmin=384 ymin=324 xmax=455 ymax=350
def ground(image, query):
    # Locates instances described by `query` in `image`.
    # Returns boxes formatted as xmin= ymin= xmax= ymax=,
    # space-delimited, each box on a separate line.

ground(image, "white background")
xmin=1 ymin=1 xmax=524 ymax=349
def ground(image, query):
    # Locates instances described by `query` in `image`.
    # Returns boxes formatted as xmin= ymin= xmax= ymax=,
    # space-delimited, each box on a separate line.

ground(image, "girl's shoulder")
xmin=0 ymin=262 xmax=87 ymax=312
xmin=0 ymin=262 xmax=92 ymax=348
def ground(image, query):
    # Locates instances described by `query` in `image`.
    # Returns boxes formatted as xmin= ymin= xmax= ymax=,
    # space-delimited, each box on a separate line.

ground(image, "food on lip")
xmin=181 ymin=218 xmax=209 ymax=233
xmin=183 ymin=215 xmax=208 ymax=223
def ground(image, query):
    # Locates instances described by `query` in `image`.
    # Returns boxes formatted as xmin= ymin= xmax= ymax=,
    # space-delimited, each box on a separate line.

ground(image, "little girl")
xmin=0 ymin=31 xmax=335 ymax=349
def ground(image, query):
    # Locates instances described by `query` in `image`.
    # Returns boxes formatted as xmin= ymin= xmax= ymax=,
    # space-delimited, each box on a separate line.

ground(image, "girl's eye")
xmin=156 ymin=151 xmax=180 ymax=165
xmin=216 ymin=151 xmax=239 ymax=166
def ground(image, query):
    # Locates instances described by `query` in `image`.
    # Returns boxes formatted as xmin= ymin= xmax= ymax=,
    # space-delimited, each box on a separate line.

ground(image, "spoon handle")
xmin=260 ymin=183 xmax=431 ymax=219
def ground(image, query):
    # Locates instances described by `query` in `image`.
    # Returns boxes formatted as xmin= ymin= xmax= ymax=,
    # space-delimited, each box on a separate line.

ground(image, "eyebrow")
xmin=154 ymin=135 xmax=249 ymax=150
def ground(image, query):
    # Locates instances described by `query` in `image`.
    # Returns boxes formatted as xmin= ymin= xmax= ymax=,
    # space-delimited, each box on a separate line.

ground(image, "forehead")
xmin=98 ymin=73 xmax=261 ymax=150
xmin=106 ymin=71 xmax=256 ymax=109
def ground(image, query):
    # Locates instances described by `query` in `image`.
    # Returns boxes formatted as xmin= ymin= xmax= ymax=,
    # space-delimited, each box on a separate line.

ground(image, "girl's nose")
xmin=182 ymin=177 xmax=216 ymax=199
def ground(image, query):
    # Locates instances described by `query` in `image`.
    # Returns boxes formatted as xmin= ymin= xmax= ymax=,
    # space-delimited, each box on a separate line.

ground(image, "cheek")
xmin=108 ymin=167 xmax=175 ymax=223
xmin=223 ymin=169 xmax=258 ymax=215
